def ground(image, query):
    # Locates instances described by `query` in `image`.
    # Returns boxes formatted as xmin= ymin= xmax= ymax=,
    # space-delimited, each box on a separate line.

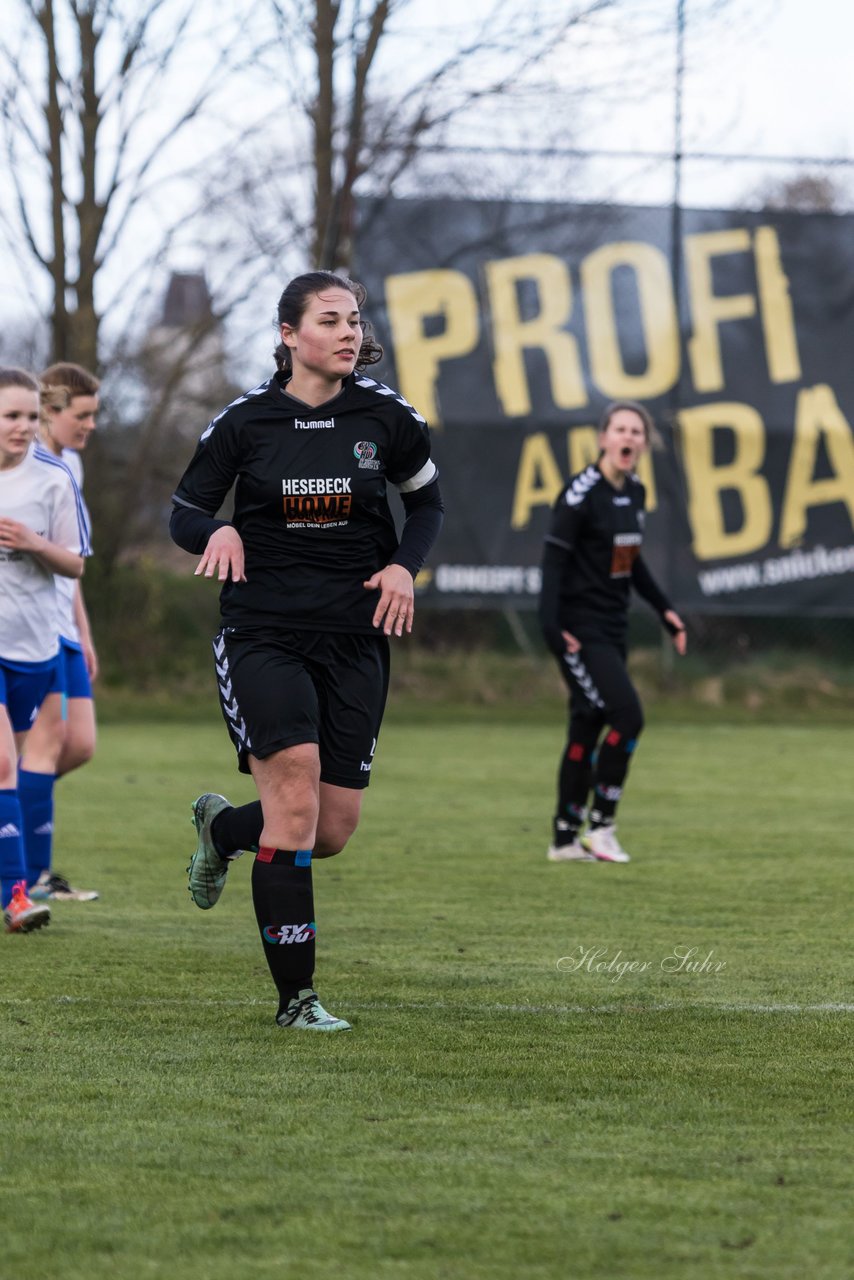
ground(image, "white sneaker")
xmin=547 ymin=840 xmax=596 ymax=862
xmin=582 ymin=825 xmax=631 ymax=863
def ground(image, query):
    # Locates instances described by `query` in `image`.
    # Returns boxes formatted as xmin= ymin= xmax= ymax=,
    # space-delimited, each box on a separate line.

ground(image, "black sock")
xmin=589 ymin=727 xmax=637 ymax=827
xmin=588 ymin=789 xmax=620 ymax=828
xmin=251 ymin=847 xmax=315 ymax=1014
xmin=212 ymin=801 xmax=264 ymax=856
xmin=555 ymin=736 xmax=594 ymax=843
xmin=553 ymin=806 xmax=587 ymax=845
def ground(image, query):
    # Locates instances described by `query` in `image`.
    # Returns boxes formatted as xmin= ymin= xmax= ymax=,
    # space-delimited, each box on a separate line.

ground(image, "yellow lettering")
xmin=511 ymin=432 xmax=564 ymax=530
xmin=754 ymin=225 xmax=801 ymax=385
xmin=581 ymin=241 xmax=680 ymax=399
xmin=636 ymin=449 xmax=658 ymax=512
xmin=779 ymin=384 xmax=854 ymax=547
xmin=678 ymin=402 xmax=772 ymax=558
xmin=685 ymin=229 xmax=755 ymax=393
xmin=384 ymin=270 xmax=479 ymax=425
xmin=484 ymin=254 xmax=586 ymax=417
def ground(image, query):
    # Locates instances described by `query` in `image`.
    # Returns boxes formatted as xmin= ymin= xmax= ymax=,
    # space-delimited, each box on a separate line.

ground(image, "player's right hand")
xmin=561 ymin=629 xmax=581 ymax=654
xmin=195 ymin=525 xmax=246 ymax=583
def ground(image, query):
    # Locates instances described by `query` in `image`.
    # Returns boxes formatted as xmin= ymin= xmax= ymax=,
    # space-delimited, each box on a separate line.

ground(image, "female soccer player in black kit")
xmin=170 ymin=272 xmax=443 ymax=1031
xmin=539 ymin=401 xmax=685 ymax=865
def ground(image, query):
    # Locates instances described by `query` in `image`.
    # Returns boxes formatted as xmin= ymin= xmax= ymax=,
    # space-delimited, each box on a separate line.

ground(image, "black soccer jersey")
xmin=171 ymin=372 xmax=438 ymax=633
xmin=541 ymin=464 xmax=670 ymax=645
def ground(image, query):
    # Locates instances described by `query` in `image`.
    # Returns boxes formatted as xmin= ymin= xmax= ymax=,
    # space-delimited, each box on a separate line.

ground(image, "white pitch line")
xmin=0 ymin=996 xmax=852 ymax=1014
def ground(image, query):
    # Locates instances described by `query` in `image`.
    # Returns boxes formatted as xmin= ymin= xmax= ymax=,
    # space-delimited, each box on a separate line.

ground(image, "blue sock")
xmin=0 ymin=789 xmax=27 ymax=908
xmin=17 ymin=769 xmax=55 ymax=889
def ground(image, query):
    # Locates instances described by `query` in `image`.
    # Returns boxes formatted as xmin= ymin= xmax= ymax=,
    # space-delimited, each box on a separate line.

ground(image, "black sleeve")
xmin=631 ymin=555 xmax=672 ymax=618
xmin=539 ymin=541 xmax=568 ymax=656
xmin=538 ymin=484 xmax=587 ymax=655
xmin=169 ymin=408 xmax=242 ymax=555
xmin=169 ymin=505 xmax=232 ymax=556
xmin=389 ymin=478 xmax=444 ymax=577
xmin=385 ymin=402 xmax=434 ymax=488
xmin=544 ymin=486 xmax=585 ymax=555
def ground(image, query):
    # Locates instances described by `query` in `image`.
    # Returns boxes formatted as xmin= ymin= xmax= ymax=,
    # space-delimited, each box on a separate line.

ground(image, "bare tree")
xmin=264 ymin=0 xmax=618 ymax=272
xmin=0 ymin=0 xmax=261 ymax=370
xmin=755 ymin=171 xmax=843 ymax=214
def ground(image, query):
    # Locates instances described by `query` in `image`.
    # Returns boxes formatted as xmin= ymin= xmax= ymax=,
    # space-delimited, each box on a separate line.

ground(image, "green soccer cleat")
xmin=276 ymin=989 xmax=352 ymax=1032
xmin=187 ymin=793 xmax=233 ymax=909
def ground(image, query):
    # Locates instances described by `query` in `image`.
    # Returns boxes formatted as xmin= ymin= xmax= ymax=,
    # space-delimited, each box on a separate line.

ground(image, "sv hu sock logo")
xmin=263 ymin=922 xmax=317 ymax=945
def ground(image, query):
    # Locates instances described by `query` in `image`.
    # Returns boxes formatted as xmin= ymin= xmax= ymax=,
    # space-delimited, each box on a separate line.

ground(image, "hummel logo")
xmin=294 ymin=417 xmax=335 ymax=430
xmin=0 ymin=822 xmax=21 ymax=838
xmin=565 ymin=466 xmax=601 ymax=508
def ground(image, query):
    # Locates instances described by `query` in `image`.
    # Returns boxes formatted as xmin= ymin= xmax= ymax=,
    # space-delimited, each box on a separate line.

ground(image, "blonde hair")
xmin=39 ymin=362 xmax=100 ymax=425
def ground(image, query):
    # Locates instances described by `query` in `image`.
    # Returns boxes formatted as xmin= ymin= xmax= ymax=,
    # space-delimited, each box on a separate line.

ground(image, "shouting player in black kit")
xmin=539 ymin=401 xmax=685 ymax=865
xmin=170 ymin=272 xmax=443 ymax=1031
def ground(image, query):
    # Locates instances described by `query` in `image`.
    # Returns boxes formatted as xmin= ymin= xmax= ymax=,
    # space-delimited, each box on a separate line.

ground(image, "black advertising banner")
xmin=354 ymin=197 xmax=854 ymax=614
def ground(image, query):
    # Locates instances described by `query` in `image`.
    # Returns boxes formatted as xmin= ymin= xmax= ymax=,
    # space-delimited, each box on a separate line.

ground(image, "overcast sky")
xmin=557 ymin=0 xmax=854 ymax=209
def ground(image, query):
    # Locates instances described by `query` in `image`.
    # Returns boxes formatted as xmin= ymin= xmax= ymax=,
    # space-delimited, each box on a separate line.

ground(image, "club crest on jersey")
xmin=354 ymin=440 xmax=381 ymax=470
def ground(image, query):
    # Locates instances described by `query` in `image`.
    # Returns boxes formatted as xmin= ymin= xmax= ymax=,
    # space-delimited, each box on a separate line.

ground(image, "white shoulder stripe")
xmin=355 ymin=375 xmax=427 ymax=425
xmin=564 ymin=465 xmax=601 ymax=508
xmin=199 ymin=380 xmax=271 ymax=442
xmin=34 ymin=443 xmax=92 ymax=554
xmin=396 ymin=459 xmax=437 ymax=494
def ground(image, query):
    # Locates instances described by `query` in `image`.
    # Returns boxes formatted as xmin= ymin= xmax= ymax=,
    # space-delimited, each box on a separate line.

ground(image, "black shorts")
xmin=212 ymin=627 xmax=390 ymax=788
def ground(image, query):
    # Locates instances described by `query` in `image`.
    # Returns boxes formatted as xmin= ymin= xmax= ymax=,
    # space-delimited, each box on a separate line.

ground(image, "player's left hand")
xmin=664 ymin=609 xmax=687 ymax=655
xmin=83 ymin=639 xmax=99 ymax=682
xmin=364 ymin=563 xmax=414 ymax=637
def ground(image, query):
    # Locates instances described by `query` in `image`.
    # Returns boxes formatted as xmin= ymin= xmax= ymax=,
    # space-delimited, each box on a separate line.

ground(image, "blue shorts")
xmin=0 ymin=655 xmax=63 ymax=733
xmin=60 ymin=638 xmax=93 ymax=700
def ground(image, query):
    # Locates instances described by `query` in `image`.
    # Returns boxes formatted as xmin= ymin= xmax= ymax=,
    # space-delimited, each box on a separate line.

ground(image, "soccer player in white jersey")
xmin=0 ymin=369 xmax=89 ymax=933
xmin=22 ymin=364 xmax=100 ymax=902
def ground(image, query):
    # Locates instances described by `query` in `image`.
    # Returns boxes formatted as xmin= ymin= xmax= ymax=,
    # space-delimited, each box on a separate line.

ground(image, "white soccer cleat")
xmin=547 ymin=840 xmax=596 ymax=862
xmin=582 ymin=825 xmax=631 ymax=863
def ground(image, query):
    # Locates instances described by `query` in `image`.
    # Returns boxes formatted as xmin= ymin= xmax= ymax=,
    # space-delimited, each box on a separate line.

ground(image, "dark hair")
xmin=598 ymin=399 xmax=655 ymax=444
xmin=273 ymin=271 xmax=383 ymax=374
xmin=0 ymin=367 xmax=39 ymax=393
xmin=39 ymin=362 xmax=100 ymax=427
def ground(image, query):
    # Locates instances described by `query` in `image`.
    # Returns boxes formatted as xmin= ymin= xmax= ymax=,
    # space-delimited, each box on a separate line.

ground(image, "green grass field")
xmin=2 ymin=711 xmax=851 ymax=1279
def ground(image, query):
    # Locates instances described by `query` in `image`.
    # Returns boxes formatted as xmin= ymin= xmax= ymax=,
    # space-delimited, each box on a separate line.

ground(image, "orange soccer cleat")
xmin=3 ymin=880 xmax=51 ymax=933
